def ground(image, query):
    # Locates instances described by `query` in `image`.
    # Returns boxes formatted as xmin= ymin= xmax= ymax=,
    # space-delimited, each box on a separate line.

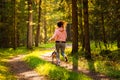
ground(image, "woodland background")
xmin=0 ymin=0 xmax=120 ymax=59
xmin=0 ymin=0 xmax=120 ymax=79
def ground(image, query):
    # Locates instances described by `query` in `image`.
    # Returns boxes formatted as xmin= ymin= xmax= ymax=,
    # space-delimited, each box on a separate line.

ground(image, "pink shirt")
xmin=51 ymin=27 xmax=67 ymax=41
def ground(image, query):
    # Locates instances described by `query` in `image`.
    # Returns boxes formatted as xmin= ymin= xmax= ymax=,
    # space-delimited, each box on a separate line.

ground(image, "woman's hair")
xmin=57 ymin=21 xmax=64 ymax=28
xmin=57 ymin=21 xmax=67 ymax=28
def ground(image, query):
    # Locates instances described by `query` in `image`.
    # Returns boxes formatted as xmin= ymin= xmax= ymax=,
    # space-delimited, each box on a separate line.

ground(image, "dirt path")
xmin=7 ymin=55 xmax=48 ymax=80
xmin=7 ymin=44 xmax=115 ymax=80
xmin=7 ymin=53 xmax=114 ymax=80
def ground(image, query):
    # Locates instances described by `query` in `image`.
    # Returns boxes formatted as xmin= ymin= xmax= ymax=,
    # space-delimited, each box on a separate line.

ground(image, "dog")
xmin=51 ymin=51 xmax=57 ymax=63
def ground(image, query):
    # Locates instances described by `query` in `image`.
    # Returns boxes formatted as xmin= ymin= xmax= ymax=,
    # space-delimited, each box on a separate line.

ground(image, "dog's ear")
xmin=52 ymin=51 xmax=55 ymax=55
xmin=54 ymin=51 xmax=56 ymax=54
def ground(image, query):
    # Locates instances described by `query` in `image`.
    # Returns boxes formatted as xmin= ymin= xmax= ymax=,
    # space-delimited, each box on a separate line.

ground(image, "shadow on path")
xmin=7 ymin=55 xmax=47 ymax=80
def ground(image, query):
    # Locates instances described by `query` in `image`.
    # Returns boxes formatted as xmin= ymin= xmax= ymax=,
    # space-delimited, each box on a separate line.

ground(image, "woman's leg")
xmin=61 ymin=43 xmax=66 ymax=57
xmin=61 ymin=43 xmax=68 ymax=62
xmin=55 ymin=43 xmax=60 ymax=65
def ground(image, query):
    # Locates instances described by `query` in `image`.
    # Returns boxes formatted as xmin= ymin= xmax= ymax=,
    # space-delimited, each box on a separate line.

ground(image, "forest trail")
xmin=7 ymin=44 xmax=114 ymax=80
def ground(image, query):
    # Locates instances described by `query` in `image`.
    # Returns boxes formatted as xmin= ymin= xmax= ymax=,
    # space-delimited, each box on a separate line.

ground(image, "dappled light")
xmin=0 ymin=0 xmax=120 ymax=79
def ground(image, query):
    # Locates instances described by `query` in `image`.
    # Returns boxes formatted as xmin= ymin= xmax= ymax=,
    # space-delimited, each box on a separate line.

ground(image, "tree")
xmin=0 ymin=0 xmax=7 ymax=48
xmin=0 ymin=0 xmax=14 ymax=48
xmin=27 ymin=0 xmax=33 ymax=49
xmin=35 ymin=0 xmax=42 ymax=47
xmin=13 ymin=0 xmax=17 ymax=49
xmin=100 ymin=0 xmax=107 ymax=49
xmin=83 ymin=0 xmax=91 ymax=59
xmin=72 ymin=0 xmax=78 ymax=71
xmin=78 ymin=0 xmax=85 ymax=50
xmin=115 ymin=0 xmax=120 ymax=48
xmin=43 ymin=0 xmax=47 ymax=44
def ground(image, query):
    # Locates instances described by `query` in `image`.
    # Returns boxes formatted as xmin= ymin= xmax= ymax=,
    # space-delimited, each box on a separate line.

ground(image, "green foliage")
xmin=89 ymin=0 xmax=120 ymax=48
xmin=99 ymin=50 xmax=112 ymax=57
xmin=109 ymin=49 xmax=120 ymax=62
xmin=38 ymin=42 xmax=55 ymax=48
xmin=0 ymin=47 xmax=29 ymax=59
xmin=99 ymin=49 xmax=120 ymax=62
xmin=94 ymin=61 xmax=120 ymax=79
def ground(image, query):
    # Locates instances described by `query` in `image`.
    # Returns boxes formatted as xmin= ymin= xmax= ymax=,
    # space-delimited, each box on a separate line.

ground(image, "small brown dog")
xmin=51 ymin=51 xmax=57 ymax=63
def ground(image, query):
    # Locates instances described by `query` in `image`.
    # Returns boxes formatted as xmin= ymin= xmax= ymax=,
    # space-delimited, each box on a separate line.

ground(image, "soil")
xmin=7 ymin=45 xmax=115 ymax=80
xmin=7 ymin=55 xmax=48 ymax=80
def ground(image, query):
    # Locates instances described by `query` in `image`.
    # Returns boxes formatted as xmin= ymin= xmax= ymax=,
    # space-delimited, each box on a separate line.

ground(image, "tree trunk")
xmin=13 ymin=0 xmax=17 ymax=49
xmin=116 ymin=0 xmax=120 ymax=48
xmin=35 ymin=0 xmax=42 ymax=47
xmin=78 ymin=0 xmax=85 ymax=50
xmin=27 ymin=0 xmax=33 ymax=49
xmin=83 ymin=0 xmax=91 ymax=59
xmin=101 ymin=13 xmax=107 ymax=49
xmin=43 ymin=0 xmax=47 ymax=44
xmin=72 ymin=0 xmax=78 ymax=71
xmin=117 ymin=39 xmax=120 ymax=48
xmin=44 ymin=19 xmax=47 ymax=43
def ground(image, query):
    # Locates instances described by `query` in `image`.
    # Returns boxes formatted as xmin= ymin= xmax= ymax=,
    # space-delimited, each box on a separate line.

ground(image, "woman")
xmin=49 ymin=21 xmax=68 ymax=65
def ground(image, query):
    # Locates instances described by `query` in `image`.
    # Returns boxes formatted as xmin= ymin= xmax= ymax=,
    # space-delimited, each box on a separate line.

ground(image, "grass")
xmin=0 ymin=42 xmax=120 ymax=80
